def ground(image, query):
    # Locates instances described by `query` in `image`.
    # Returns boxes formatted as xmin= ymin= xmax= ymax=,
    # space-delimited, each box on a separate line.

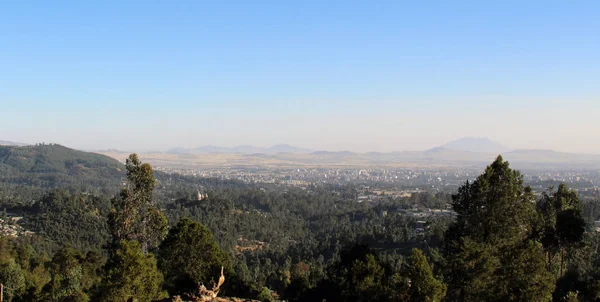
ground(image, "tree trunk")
xmin=560 ymin=247 xmax=565 ymax=277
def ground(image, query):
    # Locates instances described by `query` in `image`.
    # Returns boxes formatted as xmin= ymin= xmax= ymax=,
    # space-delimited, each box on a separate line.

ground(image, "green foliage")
xmin=0 ymin=144 xmax=123 ymax=195
xmin=284 ymin=274 xmax=310 ymax=301
xmin=108 ymin=154 xmax=167 ymax=253
xmin=552 ymin=232 xmax=600 ymax=301
xmin=349 ymin=253 xmax=386 ymax=297
xmin=99 ymin=240 xmax=164 ymax=302
xmin=3 ymin=148 xmax=600 ymax=301
xmin=257 ymin=286 xmax=274 ymax=302
xmin=537 ymin=184 xmax=586 ymax=278
xmin=447 ymin=156 xmax=537 ymax=246
xmin=0 ymin=144 xmax=122 ymax=175
xmin=318 ymin=244 xmax=390 ymax=302
xmin=158 ymin=218 xmax=231 ymax=295
xmin=27 ymin=264 xmax=52 ymax=299
xmin=25 ymin=189 xmax=110 ymax=251
xmin=0 ymin=258 xmax=26 ymax=301
xmin=0 ymin=237 xmax=50 ymax=301
xmin=445 ymin=238 xmax=499 ymax=300
xmin=41 ymin=248 xmax=87 ymax=301
xmin=445 ymin=156 xmax=555 ymax=301
xmin=406 ymin=248 xmax=446 ymax=302
xmin=38 ymin=247 xmax=105 ymax=302
xmin=497 ymin=240 xmax=555 ymax=301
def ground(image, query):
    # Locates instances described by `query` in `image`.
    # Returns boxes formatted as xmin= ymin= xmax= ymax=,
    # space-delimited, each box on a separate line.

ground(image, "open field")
xmin=98 ymin=151 xmax=469 ymax=169
xmin=99 ymin=148 xmax=600 ymax=171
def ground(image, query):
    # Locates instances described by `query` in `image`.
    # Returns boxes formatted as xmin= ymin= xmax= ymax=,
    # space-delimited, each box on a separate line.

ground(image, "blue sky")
xmin=1 ymin=1 xmax=599 ymax=152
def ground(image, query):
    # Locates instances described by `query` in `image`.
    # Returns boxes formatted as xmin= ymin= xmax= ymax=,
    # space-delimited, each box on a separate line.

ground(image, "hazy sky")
xmin=1 ymin=1 xmax=599 ymax=153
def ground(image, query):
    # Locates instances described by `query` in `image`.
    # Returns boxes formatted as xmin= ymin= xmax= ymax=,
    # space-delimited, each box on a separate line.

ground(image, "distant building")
xmin=197 ymin=190 xmax=208 ymax=201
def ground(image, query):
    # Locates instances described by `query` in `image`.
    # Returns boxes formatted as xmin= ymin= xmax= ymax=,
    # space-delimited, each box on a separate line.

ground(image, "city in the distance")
xmin=2 ymin=1 xmax=600 ymax=301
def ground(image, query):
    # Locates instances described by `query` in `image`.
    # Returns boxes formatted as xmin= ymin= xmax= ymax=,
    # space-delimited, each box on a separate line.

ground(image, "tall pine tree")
xmin=445 ymin=156 xmax=555 ymax=301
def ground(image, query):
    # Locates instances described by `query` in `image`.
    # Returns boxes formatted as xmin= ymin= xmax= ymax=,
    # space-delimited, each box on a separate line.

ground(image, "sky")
xmin=1 ymin=1 xmax=599 ymax=153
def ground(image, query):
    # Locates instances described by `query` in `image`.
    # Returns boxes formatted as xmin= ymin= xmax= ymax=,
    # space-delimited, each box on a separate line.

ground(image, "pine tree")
xmin=406 ymin=248 xmax=446 ymax=302
xmin=537 ymin=184 xmax=586 ymax=277
xmin=99 ymin=240 xmax=164 ymax=302
xmin=445 ymin=156 xmax=555 ymax=301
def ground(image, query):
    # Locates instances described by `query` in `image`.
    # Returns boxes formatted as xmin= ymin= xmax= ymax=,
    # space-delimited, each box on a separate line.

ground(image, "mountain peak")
xmin=269 ymin=144 xmax=312 ymax=154
xmin=441 ymin=137 xmax=511 ymax=153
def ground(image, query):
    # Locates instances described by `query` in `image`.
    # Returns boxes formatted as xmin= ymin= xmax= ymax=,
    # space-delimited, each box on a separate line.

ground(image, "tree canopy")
xmin=1 ymin=149 xmax=599 ymax=301
xmin=158 ymin=217 xmax=231 ymax=295
xmin=445 ymin=156 xmax=556 ymax=301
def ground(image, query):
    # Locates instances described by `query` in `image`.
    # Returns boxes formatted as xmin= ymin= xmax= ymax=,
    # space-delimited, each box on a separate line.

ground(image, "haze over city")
xmin=4 ymin=1 xmax=600 ymax=302
xmin=2 ymin=1 xmax=599 ymax=153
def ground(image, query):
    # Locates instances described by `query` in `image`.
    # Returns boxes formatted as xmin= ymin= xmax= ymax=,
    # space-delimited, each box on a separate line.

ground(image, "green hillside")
xmin=0 ymin=144 xmax=124 ymax=194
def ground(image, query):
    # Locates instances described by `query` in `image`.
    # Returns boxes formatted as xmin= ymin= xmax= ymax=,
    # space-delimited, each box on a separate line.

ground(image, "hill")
xmin=0 ymin=144 xmax=124 ymax=194
xmin=441 ymin=137 xmax=512 ymax=153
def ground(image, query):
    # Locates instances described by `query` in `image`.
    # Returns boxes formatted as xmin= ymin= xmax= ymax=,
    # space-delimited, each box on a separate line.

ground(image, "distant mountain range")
xmin=4 ymin=138 xmax=600 ymax=170
xmin=149 ymin=138 xmax=600 ymax=170
xmin=167 ymin=144 xmax=313 ymax=154
xmin=169 ymin=137 xmax=512 ymax=155
xmin=440 ymin=137 xmax=512 ymax=153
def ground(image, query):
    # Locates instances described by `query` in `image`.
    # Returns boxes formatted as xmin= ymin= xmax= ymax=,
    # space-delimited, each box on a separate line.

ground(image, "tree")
xmin=406 ymin=248 xmax=446 ymax=302
xmin=445 ymin=156 xmax=555 ymax=301
xmin=99 ymin=240 xmax=164 ymax=302
xmin=446 ymin=156 xmax=537 ymax=247
xmin=551 ymin=230 xmax=600 ymax=300
xmin=0 ymin=258 xmax=26 ymax=301
xmin=108 ymin=154 xmax=167 ymax=253
xmin=158 ymin=218 xmax=231 ymax=295
xmin=257 ymin=286 xmax=274 ymax=302
xmin=537 ymin=184 xmax=586 ymax=277
xmin=319 ymin=244 xmax=388 ymax=302
xmin=284 ymin=261 xmax=312 ymax=301
xmin=38 ymin=248 xmax=104 ymax=302
xmin=444 ymin=237 xmax=500 ymax=301
xmin=495 ymin=240 xmax=555 ymax=301
xmin=42 ymin=248 xmax=88 ymax=301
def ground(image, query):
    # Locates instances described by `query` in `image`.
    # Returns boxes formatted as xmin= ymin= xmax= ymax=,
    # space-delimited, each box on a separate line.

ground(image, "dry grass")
xmin=99 ymin=151 xmax=453 ymax=169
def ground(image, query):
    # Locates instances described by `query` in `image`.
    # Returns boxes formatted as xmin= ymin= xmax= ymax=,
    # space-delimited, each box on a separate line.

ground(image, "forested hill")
xmin=0 ymin=144 xmax=124 ymax=196
xmin=0 ymin=143 xmax=124 ymax=174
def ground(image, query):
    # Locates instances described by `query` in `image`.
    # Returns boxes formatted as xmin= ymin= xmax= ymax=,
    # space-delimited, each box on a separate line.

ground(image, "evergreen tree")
xmin=98 ymin=240 xmax=164 ymax=302
xmin=445 ymin=156 xmax=555 ymax=301
xmin=158 ymin=218 xmax=231 ymax=295
xmin=406 ymin=248 xmax=446 ymax=302
xmin=0 ymin=258 xmax=26 ymax=301
xmin=108 ymin=154 xmax=167 ymax=253
xmin=537 ymin=184 xmax=586 ymax=277
xmin=322 ymin=244 xmax=388 ymax=302
xmin=42 ymin=248 xmax=87 ymax=301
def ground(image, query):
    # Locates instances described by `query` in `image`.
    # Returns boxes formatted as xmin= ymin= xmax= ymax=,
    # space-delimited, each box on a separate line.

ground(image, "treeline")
xmin=1 ymin=153 xmax=600 ymax=301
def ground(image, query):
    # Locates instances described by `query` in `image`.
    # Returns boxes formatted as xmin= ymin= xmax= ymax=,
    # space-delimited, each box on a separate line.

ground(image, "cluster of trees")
xmin=0 ymin=145 xmax=123 ymax=198
xmin=280 ymin=157 xmax=599 ymax=301
xmin=1 ymin=148 xmax=600 ymax=301
xmin=0 ymin=154 xmax=230 ymax=301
